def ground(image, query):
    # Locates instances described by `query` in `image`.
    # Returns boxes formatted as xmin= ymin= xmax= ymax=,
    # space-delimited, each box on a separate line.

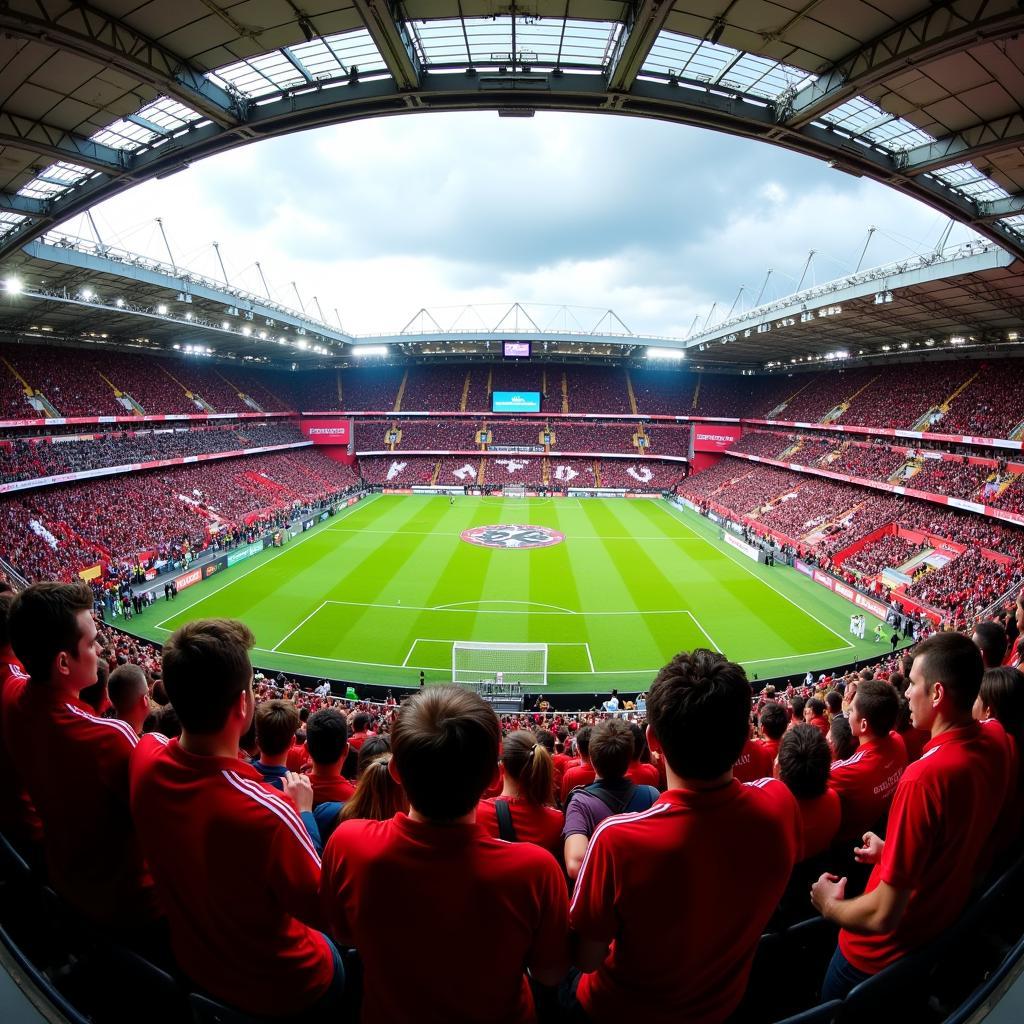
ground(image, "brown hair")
xmin=853 ymin=679 xmax=900 ymax=735
xmin=589 ymin=719 xmax=635 ymax=781
xmin=9 ymin=582 xmax=93 ymax=682
xmin=913 ymin=632 xmax=983 ymax=714
xmin=391 ymin=685 xmax=500 ymax=821
xmin=339 ymin=754 xmax=407 ymax=823
xmin=979 ymin=666 xmax=1024 ymax=744
xmin=255 ymin=700 xmax=300 ymax=757
xmin=162 ymin=619 xmax=254 ymax=735
xmin=501 ymin=731 xmax=554 ymax=806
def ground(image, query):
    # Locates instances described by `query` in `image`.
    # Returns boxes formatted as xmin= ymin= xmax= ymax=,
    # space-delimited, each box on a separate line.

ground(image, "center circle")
xmin=460 ymin=524 xmax=566 ymax=550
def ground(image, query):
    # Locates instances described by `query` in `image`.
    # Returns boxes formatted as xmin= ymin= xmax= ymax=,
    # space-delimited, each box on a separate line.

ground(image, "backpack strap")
xmin=494 ymin=799 xmax=518 ymax=843
xmin=584 ymin=781 xmax=639 ymax=816
xmin=623 ymin=785 xmax=660 ymax=813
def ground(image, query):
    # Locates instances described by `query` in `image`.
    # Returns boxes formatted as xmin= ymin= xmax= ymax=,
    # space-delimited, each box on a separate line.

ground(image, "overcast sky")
xmin=63 ymin=112 xmax=984 ymax=338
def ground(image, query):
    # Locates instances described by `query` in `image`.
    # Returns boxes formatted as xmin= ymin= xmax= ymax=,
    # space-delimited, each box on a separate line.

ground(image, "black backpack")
xmin=567 ymin=779 xmax=659 ymax=817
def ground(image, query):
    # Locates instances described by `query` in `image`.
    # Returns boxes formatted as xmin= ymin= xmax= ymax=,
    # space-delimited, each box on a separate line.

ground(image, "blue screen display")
xmin=491 ymin=391 xmax=541 ymax=414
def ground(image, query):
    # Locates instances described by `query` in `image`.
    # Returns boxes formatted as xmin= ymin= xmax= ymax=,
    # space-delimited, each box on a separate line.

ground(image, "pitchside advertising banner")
xmin=302 ymin=419 xmax=353 ymax=450
xmin=691 ymin=424 xmax=744 ymax=453
xmin=794 ymin=560 xmax=889 ymax=619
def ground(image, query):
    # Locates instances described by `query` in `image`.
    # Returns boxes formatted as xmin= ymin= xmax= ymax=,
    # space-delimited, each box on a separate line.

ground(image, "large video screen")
xmin=503 ymin=341 xmax=531 ymax=359
xmin=492 ymin=390 xmax=541 ymax=414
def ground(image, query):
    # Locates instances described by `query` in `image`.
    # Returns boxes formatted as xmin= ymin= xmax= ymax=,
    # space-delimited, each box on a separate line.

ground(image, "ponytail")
xmin=501 ymin=730 xmax=554 ymax=806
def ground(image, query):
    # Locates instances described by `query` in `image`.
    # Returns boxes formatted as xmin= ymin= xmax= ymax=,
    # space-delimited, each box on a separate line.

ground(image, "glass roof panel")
xmin=821 ymin=96 xmax=935 ymax=151
xmin=641 ymin=32 xmax=814 ymax=99
xmin=409 ymin=18 xmax=621 ymax=69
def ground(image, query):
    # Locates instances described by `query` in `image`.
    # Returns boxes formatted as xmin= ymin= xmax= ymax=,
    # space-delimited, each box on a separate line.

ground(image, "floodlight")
xmin=242 ymin=327 xmax=251 ymax=337
xmin=115 ymin=298 xmax=125 ymax=307
xmin=296 ymin=339 xmax=308 ymax=350
xmin=81 ymin=287 xmax=94 ymax=300
xmin=221 ymin=321 xmax=230 ymax=330
xmin=2 ymin=275 xmax=22 ymax=295
xmin=646 ymin=347 xmax=685 ymax=360
xmin=157 ymin=304 xmax=168 ymax=315
xmin=352 ymin=345 xmax=388 ymax=357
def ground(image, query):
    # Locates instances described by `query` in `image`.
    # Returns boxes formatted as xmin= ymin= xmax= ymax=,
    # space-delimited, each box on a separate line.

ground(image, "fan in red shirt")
xmin=569 ymin=648 xmax=800 ymax=1024
xmin=0 ymin=591 xmax=41 ymax=850
xmin=477 ymin=729 xmax=564 ymax=858
xmin=625 ymin=721 xmax=661 ymax=787
xmin=320 ymin=686 xmax=568 ymax=1023
xmin=346 ymin=712 xmax=374 ymax=750
xmin=129 ymin=618 xmax=345 ymax=1019
xmin=305 ymin=707 xmax=355 ymax=806
xmin=4 ymin=582 xmax=157 ymax=932
xmin=813 ymin=633 xmax=1010 ymax=999
xmin=757 ymin=701 xmax=788 ymax=767
xmin=804 ymin=696 xmax=830 ymax=738
xmin=973 ymin=666 xmax=1022 ymax=859
xmin=828 ymin=679 xmax=907 ymax=842
xmin=776 ymin=724 xmax=841 ymax=860
xmin=560 ymin=726 xmax=595 ymax=804
xmin=733 ymin=732 xmax=774 ymax=783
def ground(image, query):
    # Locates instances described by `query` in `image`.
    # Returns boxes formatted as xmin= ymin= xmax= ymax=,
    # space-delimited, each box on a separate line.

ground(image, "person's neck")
xmin=931 ymin=711 xmax=975 ymax=739
xmin=258 ymin=751 xmax=289 ymax=767
xmin=120 ymin=710 xmax=147 ymax=736
xmin=408 ymin=806 xmax=476 ymax=826
xmin=180 ymin=728 xmax=241 ymax=759
xmin=499 ymin=778 xmax=520 ymax=799
xmin=668 ymin=766 xmax=734 ymax=792
xmin=310 ymin=760 xmax=343 ymax=779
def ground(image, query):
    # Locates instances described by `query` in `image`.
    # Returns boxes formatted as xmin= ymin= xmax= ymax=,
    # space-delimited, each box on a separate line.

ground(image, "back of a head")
xmin=854 ymin=679 xmax=900 ymax=736
xmin=759 ymin=701 xmax=788 ymax=740
xmin=340 ymin=754 xmax=407 ymax=823
xmin=778 ymin=724 xmax=832 ymax=800
xmin=162 ymin=619 xmax=254 ymax=735
xmin=107 ymin=663 xmax=148 ymax=716
xmin=357 ymin=734 xmax=391 ymax=775
xmin=9 ymin=581 xmax=93 ymax=682
xmin=391 ymin=685 xmax=500 ymax=821
xmin=256 ymin=700 xmax=300 ymax=757
xmin=828 ymin=715 xmax=857 ymax=761
xmin=825 ymin=690 xmax=842 ymax=716
xmin=913 ymin=632 xmax=984 ymax=714
xmin=973 ymin=621 xmax=1008 ymax=668
xmin=790 ymin=695 xmax=806 ymax=722
xmin=807 ymin=696 xmax=826 ymax=718
xmin=575 ymin=725 xmax=593 ymax=759
xmin=589 ymin=719 xmax=635 ymax=782
xmin=628 ymin=720 xmax=649 ymax=762
xmin=501 ymin=730 xmax=553 ymax=805
xmin=979 ymin=666 xmax=1024 ymax=741
xmin=535 ymin=729 xmax=555 ymax=754
xmin=649 ymin=649 xmax=751 ymax=781
xmin=352 ymin=712 xmax=370 ymax=732
xmin=306 ymin=707 xmax=349 ymax=766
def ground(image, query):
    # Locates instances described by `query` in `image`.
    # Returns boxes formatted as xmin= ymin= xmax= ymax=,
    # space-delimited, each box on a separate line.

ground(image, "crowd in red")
xmin=841 ymin=535 xmax=924 ymax=579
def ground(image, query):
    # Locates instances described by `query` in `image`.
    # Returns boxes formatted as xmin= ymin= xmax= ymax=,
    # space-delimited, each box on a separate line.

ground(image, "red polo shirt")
xmin=570 ymin=778 xmax=800 ymax=1024
xmin=627 ymin=761 xmax=661 ymax=788
xmin=829 ymin=733 xmax=907 ymax=841
xmin=476 ymin=797 xmax=565 ymax=858
xmin=2 ymin=681 xmax=156 ymax=928
xmin=0 ymin=658 xmax=41 ymax=846
xmin=561 ymin=763 xmax=597 ymax=804
xmin=320 ymin=813 xmax=568 ymax=1023
xmin=552 ymin=752 xmax=574 ymax=792
xmin=733 ymin=737 xmax=774 ymax=783
xmin=309 ymin=773 xmax=355 ymax=806
xmin=796 ymin=789 xmax=841 ymax=860
xmin=130 ymin=736 xmax=333 ymax=1016
xmin=285 ymin=741 xmax=309 ymax=771
xmin=840 ymin=722 xmax=1007 ymax=974
xmin=758 ymin=737 xmax=781 ymax=765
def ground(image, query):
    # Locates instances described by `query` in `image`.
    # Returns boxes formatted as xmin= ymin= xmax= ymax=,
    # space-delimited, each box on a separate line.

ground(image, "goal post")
xmin=504 ymin=484 xmax=527 ymax=497
xmin=452 ymin=641 xmax=548 ymax=688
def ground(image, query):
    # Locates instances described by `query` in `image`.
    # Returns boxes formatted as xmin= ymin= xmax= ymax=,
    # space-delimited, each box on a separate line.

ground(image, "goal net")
xmin=504 ymin=484 xmax=527 ymax=497
xmin=452 ymin=641 xmax=548 ymax=688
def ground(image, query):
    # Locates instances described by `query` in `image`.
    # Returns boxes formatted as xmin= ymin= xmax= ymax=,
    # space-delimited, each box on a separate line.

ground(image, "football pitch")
xmin=135 ymin=494 xmax=897 ymax=692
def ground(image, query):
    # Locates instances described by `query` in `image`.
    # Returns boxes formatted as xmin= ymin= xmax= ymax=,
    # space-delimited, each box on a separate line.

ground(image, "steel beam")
xmin=606 ymin=0 xmax=675 ymax=92
xmin=975 ymin=194 xmax=1024 ymax=223
xmin=0 ymin=1 xmax=242 ymax=128
xmin=0 ymin=113 xmax=125 ymax=175
xmin=0 ymin=193 xmax=50 ymax=220
xmin=351 ymin=0 xmax=421 ymax=90
xmin=901 ymin=113 xmax=1024 ymax=175
xmin=783 ymin=1 xmax=1024 ymax=129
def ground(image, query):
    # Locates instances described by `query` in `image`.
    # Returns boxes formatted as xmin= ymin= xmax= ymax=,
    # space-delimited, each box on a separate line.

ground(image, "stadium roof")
xmin=1 ymin=0 xmax=1024 ymax=263
xmin=1 ymin=231 xmax=1021 ymax=369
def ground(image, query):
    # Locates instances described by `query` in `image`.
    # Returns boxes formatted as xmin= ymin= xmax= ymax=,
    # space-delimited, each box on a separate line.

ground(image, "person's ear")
xmin=646 ymin=724 xmax=662 ymax=755
xmin=388 ymin=757 xmax=402 ymax=785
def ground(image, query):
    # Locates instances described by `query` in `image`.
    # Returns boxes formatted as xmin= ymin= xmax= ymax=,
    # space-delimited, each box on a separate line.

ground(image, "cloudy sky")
xmin=63 ymin=112 xmax=984 ymax=338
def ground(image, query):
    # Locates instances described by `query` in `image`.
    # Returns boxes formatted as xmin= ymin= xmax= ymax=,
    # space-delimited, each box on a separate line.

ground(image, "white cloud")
xmin=63 ymin=112 xmax=984 ymax=337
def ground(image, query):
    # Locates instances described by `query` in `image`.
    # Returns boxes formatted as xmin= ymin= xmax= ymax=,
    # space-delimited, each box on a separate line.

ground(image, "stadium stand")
xmin=394 ymin=419 xmax=479 ymax=450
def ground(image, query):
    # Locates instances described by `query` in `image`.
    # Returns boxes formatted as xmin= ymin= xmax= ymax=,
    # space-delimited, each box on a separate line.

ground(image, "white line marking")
xmin=155 ymin=493 xmax=382 ymax=628
xmin=656 ymin=500 xmax=855 ymax=651
xmin=271 ymin=601 xmax=328 ymax=652
xmin=432 ymin=599 xmax=578 ymax=613
xmin=316 ymin=599 xmax=698 ymax=618
xmin=685 ymin=610 xmax=722 ymax=653
xmin=328 ymin=527 xmax=701 ymax=541
xmin=401 ymin=639 xmax=420 ymax=667
xmin=584 ymin=642 xmax=595 ymax=672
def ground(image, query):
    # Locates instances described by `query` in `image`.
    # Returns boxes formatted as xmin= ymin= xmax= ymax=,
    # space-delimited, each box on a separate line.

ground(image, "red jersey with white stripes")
xmin=828 ymin=733 xmax=907 ymax=841
xmin=2 ymin=682 xmax=155 ymax=927
xmin=570 ymin=778 xmax=800 ymax=1024
xmin=129 ymin=735 xmax=333 ymax=1016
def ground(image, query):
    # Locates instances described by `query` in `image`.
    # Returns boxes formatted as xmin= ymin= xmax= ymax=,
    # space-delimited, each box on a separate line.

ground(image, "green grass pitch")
xmin=133 ymin=494 xmax=902 ymax=693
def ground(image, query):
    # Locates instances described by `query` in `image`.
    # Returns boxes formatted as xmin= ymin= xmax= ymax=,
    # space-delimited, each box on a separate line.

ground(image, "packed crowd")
xmin=909 ymin=458 xmax=991 ymax=500
xmin=0 ymin=582 xmax=1020 ymax=1024
xmin=0 ymin=449 xmax=360 ymax=582
xmin=392 ymin=419 xmax=479 ymax=450
xmin=905 ymin=550 xmax=1024 ymax=625
xmin=841 ymin=534 xmax=924 ymax=579
xmin=0 ymin=422 xmax=307 ymax=484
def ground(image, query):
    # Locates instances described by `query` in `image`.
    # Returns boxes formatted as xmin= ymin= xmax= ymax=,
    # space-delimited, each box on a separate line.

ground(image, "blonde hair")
xmin=338 ymin=754 xmax=407 ymax=823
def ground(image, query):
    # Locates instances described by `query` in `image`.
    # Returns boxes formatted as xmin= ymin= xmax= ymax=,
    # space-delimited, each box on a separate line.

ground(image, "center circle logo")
xmin=460 ymin=524 xmax=565 ymax=550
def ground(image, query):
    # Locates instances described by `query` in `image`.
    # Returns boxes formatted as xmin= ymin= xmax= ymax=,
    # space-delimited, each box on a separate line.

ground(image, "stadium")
xmin=2 ymin=1 xmax=1024 ymax=1023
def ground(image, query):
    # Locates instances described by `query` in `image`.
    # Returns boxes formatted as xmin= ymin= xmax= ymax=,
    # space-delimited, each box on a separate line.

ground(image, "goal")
xmin=452 ymin=641 xmax=548 ymax=688
xmin=504 ymin=484 xmax=527 ymax=497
